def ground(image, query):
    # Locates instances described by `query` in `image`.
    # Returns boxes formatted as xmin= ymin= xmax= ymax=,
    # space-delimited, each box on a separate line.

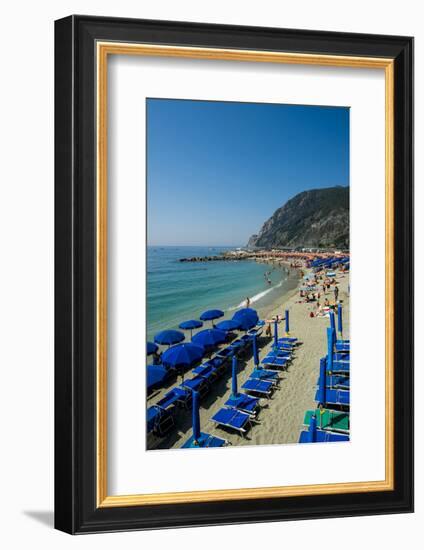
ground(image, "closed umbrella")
xmin=192 ymin=390 xmax=201 ymax=445
xmin=274 ymin=319 xmax=279 ymax=349
xmin=316 ymin=357 xmax=327 ymax=405
xmin=231 ymin=355 xmax=238 ymax=397
xmin=285 ymin=309 xmax=290 ymax=335
xmin=329 ymin=310 xmax=336 ymax=334
xmin=327 ymin=327 xmax=334 ymax=373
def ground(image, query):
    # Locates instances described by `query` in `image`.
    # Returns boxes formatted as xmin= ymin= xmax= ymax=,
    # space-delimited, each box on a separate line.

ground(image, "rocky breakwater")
xmin=179 ymin=252 xmax=250 ymax=263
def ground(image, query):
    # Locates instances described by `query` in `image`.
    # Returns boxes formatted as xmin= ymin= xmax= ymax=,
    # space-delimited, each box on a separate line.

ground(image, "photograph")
xmin=146 ymin=98 xmax=350 ymax=450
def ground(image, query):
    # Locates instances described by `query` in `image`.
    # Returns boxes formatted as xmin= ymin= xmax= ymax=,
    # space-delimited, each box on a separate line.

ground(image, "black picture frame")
xmin=55 ymin=15 xmax=414 ymax=534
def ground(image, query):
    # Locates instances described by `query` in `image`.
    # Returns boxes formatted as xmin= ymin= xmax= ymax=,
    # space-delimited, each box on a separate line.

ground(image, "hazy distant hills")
xmin=247 ymin=186 xmax=349 ymax=249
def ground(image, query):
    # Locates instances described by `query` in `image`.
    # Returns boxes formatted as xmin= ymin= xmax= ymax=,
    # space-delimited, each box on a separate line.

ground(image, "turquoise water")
xmin=147 ymin=246 xmax=299 ymax=342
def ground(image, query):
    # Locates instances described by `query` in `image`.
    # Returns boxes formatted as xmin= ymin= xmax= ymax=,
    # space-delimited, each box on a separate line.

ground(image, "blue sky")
xmin=147 ymin=99 xmax=349 ymax=246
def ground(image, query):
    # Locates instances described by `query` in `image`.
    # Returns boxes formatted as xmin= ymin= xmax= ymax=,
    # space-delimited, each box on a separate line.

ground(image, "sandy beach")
xmin=147 ymin=265 xmax=350 ymax=450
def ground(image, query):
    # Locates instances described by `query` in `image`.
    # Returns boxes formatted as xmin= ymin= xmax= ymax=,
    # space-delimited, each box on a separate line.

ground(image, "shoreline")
xmin=148 ymin=264 xmax=350 ymax=450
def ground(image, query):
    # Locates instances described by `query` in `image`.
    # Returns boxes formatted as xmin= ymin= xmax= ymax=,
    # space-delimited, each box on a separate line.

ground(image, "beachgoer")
xmin=324 ymin=298 xmax=330 ymax=307
xmin=265 ymin=323 xmax=272 ymax=337
xmin=246 ymin=297 xmax=250 ymax=308
xmin=334 ymin=286 xmax=339 ymax=300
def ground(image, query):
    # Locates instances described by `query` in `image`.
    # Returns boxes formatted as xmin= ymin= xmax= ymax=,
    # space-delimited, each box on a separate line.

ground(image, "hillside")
xmin=247 ymin=186 xmax=349 ymax=249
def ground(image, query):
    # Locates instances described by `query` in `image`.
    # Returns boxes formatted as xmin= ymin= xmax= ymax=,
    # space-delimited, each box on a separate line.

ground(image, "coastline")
xmin=147 ymin=263 xmax=350 ymax=450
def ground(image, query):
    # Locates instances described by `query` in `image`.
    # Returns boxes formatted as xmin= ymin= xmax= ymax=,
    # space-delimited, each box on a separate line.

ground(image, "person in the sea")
xmin=246 ymin=297 xmax=250 ymax=308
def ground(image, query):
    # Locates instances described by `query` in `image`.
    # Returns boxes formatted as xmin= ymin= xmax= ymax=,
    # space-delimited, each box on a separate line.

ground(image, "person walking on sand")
xmin=245 ymin=297 xmax=250 ymax=308
xmin=334 ymin=285 xmax=339 ymax=301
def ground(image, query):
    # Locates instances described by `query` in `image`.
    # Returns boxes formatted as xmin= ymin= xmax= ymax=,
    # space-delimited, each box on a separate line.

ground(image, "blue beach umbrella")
xmin=285 ymin=309 xmax=290 ymax=335
xmin=162 ymin=342 xmax=204 ymax=382
xmin=192 ymin=328 xmax=226 ymax=349
xmin=232 ymin=308 xmax=259 ymax=331
xmin=147 ymin=364 xmax=169 ymax=393
xmin=179 ymin=319 xmax=203 ymax=339
xmin=147 ymin=341 xmax=158 ymax=356
xmin=154 ymin=329 xmax=185 ymax=347
xmin=252 ymin=334 xmax=259 ymax=367
xmin=337 ymin=304 xmax=343 ymax=337
xmin=215 ymin=319 xmax=241 ymax=332
xmin=199 ymin=309 xmax=224 ymax=326
xmin=235 ymin=307 xmax=259 ymax=320
xmin=232 ymin=314 xmax=257 ymax=331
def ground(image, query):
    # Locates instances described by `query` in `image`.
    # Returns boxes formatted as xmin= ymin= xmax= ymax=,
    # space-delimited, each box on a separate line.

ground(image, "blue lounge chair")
xmin=317 ymin=373 xmax=350 ymax=390
xmin=225 ymin=355 xmax=260 ymax=415
xmin=197 ymin=367 xmax=219 ymax=387
xmin=216 ymin=346 xmax=236 ymax=361
xmin=315 ymin=387 xmax=350 ymax=407
xmin=205 ymin=356 xmax=228 ymax=375
xmin=250 ymin=368 xmax=279 ymax=384
xmin=247 ymin=327 xmax=263 ymax=338
xmin=299 ymin=415 xmax=350 ymax=443
xmin=156 ymin=389 xmax=184 ymax=410
xmin=333 ymin=352 xmax=350 ymax=362
xmin=182 ymin=433 xmax=227 ymax=448
xmin=325 ymin=358 xmax=350 ymax=374
xmin=242 ymin=378 xmax=273 ymax=397
xmin=335 ymin=342 xmax=350 ymax=353
xmin=225 ymin=393 xmax=259 ymax=415
xmin=261 ymin=356 xmax=289 ymax=369
xmin=180 ymin=376 xmax=209 ymax=400
xmin=192 ymin=363 xmax=219 ymax=379
xmin=316 ymin=356 xmax=350 ymax=407
xmin=147 ymin=405 xmax=175 ymax=437
xmin=278 ymin=336 xmax=298 ymax=344
xmin=273 ymin=341 xmax=295 ymax=352
xmin=218 ymin=339 xmax=246 ymax=358
xmin=211 ymin=407 xmax=251 ymax=436
xmin=266 ymin=348 xmax=292 ymax=358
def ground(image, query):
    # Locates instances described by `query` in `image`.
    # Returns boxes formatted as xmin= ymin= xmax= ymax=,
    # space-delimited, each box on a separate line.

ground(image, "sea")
xmin=147 ymin=246 xmax=299 ymax=342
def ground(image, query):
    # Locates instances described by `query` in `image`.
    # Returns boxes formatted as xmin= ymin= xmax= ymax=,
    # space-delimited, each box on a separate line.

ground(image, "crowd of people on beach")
xmin=296 ymin=269 xmax=346 ymax=319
